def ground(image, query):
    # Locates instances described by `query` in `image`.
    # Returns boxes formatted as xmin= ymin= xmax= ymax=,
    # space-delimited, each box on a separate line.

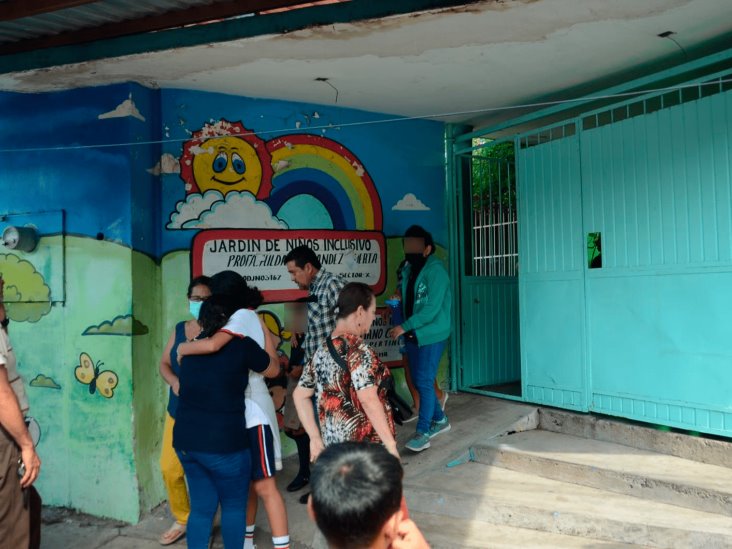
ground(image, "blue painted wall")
xmin=0 ymin=82 xmax=448 ymax=521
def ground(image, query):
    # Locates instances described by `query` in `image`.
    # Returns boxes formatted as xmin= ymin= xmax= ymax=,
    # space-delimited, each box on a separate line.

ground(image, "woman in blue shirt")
xmin=173 ymin=295 xmax=280 ymax=549
xmin=158 ymin=275 xmax=211 ymax=546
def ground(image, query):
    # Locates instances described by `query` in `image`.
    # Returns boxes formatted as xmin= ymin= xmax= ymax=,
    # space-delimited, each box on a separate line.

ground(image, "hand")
xmin=288 ymin=365 xmax=303 ymax=379
xmin=388 ymin=326 xmax=405 ymax=340
xmin=310 ymin=437 xmax=325 ymax=462
xmin=19 ymin=445 xmax=41 ymax=488
xmin=384 ymin=440 xmax=400 ymax=460
xmin=172 ymin=378 xmax=180 ymax=396
xmin=290 ymin=333 xmax=300 ymax=348
xmin=391 ymin=518 xmax=430 ymax=549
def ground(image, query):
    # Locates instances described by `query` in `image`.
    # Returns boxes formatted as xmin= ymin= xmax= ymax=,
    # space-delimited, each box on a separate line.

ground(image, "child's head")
xmin=198 ymin=294 xmax=237 ymax=337
xmin=285 ymin=297 xmax=309 ymax=333
xmin=309 ymin=442 xmax=404 ymax=549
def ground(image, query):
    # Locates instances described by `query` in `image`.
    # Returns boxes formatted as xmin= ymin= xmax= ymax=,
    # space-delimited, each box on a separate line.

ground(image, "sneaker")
xmin=440 ymin=392 xmax=449 ymax=411
xmin=428 ymin=417 xmax=451 ymax=439
xmin=405 ymin=432 xmax=431 ymax=452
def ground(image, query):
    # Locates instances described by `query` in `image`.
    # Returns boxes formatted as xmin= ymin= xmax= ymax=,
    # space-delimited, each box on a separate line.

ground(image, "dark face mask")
xmin=405 ymin=253 xmax=427 ymax=269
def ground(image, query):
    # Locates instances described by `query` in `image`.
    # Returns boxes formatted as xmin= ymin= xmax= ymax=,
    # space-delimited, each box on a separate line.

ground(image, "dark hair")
xmin=311 ymin=442 xmax=403 ymax=549
xmin=283 ymin=245 xmax=322 ymax=270
xmin=209 ymin=271 xmax=263 ymax=310
xmin=187 ymin=275 xmax=212 ymax=298
xmin=197 ymin=295 xmax=237 ymax=338
xmin=404 ymin=225 xmax=436 ymax=255
xmin=336 ymin=283 xmax=374 ymax=320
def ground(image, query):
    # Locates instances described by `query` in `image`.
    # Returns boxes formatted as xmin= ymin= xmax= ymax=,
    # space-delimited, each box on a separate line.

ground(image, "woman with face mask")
xmin=157 ymin=276 xmax=212 ymax=546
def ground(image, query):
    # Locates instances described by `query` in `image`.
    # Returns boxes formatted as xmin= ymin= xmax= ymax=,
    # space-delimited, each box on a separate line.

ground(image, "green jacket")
xmin=400 ymin=255 xmax=451 ymax=346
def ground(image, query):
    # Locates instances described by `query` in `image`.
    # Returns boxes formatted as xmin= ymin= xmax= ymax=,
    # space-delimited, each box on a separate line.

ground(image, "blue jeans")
xmin=406 ymin=340 xmax=447 ymax=434
xmin=177 ymin=449 xmax=251 ymax=549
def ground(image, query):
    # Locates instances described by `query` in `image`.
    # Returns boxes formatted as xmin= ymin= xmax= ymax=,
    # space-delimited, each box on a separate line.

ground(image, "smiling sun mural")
xmin=180 ymin=120 xmax=273 ymax=198
xmin=169 ymin=117 xmax=388 ymax=303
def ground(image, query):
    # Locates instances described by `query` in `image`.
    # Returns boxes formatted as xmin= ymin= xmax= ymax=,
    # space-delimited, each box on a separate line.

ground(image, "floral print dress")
xmin=298 ymin=332 xmax=395 ymax=445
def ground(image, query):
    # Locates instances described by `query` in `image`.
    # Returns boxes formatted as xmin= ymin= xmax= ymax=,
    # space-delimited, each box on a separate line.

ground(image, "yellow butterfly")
xmin=74 ymin=353 xmax=118 ymax=399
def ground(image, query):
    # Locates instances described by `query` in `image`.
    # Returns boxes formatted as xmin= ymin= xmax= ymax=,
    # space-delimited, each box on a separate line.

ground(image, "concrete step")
xmin=472 ymin=430 xmax=732 ymax=516
xmin=405 ymin=462 xmax=732 ymax=548
xmin=538 ymin=408 xmax=732 ymax=469
xmin=409 ymin=510 xmax=636 ymax=549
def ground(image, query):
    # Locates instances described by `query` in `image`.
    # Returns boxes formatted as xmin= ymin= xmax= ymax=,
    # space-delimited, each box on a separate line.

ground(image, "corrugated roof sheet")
xmin=0 ymin=0 xmax=221 ymax=45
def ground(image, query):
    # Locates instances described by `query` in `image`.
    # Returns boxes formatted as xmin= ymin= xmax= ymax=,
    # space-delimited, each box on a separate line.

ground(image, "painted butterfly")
xmin=74 ymin=353 xmax=118 ymax=398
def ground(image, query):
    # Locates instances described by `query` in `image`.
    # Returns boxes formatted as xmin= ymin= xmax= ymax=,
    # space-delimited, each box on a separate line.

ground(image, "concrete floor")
xmin=38 ymin=394 xmax=572 ymax=549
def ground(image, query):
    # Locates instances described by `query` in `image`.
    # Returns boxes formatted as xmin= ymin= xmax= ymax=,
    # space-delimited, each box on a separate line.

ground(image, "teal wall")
xmin=516 ymin=82 xmax=732 ymax=436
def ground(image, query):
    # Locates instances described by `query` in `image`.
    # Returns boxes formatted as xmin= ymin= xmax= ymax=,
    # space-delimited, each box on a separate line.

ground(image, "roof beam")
xmin=0 ymin=1 xmax=98 ymax=22
xmin=0 ymin=0 xmax=311 ymax=54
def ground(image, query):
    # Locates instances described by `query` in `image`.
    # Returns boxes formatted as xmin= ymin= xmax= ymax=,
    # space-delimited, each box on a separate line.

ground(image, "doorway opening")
xmin=457 ymin=139 xmax=522 ymax=399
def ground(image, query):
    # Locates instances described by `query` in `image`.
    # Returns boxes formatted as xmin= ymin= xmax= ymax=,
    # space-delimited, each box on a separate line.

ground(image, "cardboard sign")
xmin=363 ymin=308 xmax=404 ymax=367
xmin=192 ymin=229 xmax=386 ymax=302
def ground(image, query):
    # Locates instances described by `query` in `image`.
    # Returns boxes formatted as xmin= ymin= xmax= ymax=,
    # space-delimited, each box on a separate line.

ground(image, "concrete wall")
xmin=0 ymin=83 xmax=154 ymax=521
xmin=0 ymin=82 xmax=448 ymax=520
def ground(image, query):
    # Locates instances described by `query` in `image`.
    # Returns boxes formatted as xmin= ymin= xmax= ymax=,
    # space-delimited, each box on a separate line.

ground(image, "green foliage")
xmin=471 ymin=140 xmax=516 ymax=211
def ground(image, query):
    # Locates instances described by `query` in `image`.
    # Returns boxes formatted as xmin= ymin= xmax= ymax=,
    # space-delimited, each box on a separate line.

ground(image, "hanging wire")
xmin=0 ymin=77 xmax=730 ymax=153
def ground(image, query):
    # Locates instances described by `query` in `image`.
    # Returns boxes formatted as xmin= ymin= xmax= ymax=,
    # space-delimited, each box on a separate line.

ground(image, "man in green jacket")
xmin=388 ymin=225 xmax=451 ymax=452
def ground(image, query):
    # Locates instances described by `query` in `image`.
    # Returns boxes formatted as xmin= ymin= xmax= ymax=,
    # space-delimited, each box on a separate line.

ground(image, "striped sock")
xmin=273 ymin=534 xmax=290 ymax=549
xmin=244 ymin=524 xmax=255 ymax=549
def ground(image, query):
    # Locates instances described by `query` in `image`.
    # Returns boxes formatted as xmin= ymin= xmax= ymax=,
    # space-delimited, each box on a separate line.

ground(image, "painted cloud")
xmin=98 ymin=94 xmax=146 ymax=122
xmin=83 ymin=314 xmax=149 ymax=336
xmin=0 ymin=254 xmax=52 ymax=322
xmin=147 ymin=153 xmax=181 ymax=176
xmin=392 ymin=193 xmax=430 ymax=211
xmin=167 ymin=190 xmax=288 ymax=230
xmin=29 ymin=374 xmax=61 ymax=389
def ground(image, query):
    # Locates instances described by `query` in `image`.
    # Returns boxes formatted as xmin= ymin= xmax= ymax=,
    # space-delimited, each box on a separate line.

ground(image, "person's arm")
xmin=398 ymin=266 xmax=450 ymax=335
xmin=178 ymin=331 xmax=233 ymax=359
xmin=357 ymin=386 xmax=399 ymax=458
xmin=0 ymin=366 xmax=40 ymax=487
xmin=159 ymin=329 xmax=179 ymax=395
xmin=293 ymin=384 xmax=325 ymax=461
xmin=260 ymin=317 xmax=282 ymax=378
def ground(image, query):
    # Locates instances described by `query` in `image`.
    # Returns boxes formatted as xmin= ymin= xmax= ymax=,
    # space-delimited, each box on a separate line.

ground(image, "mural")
xmin=29 ymin=374 xmax=62 ymax=389
xmin=259 ymin=310 xmax=289 ymax=429
xmin=0 ymin=82 xmax=447 ymax=523
xmin=0 ymin=253 xmax=52 ymax=322
xmin=74 ymin=352 xmax=119 ymax=399
xmin=83 ymin=314 xmax=150 ymax=336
